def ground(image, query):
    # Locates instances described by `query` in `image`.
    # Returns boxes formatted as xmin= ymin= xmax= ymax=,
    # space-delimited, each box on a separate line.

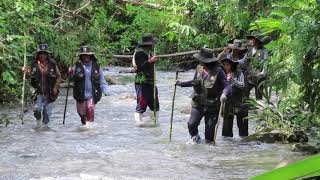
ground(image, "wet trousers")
xmin=34 ymin=95 xmax=54 ymax=124
xmin=135 ymin=84 xmax=159 ymax=113
xmin=188 ymin=107 xmax=219 ymax=142
xmin=222 ymin=104 xmax=248 ymax=137
xmin=76 ymin=98 xmax=95 ymax=124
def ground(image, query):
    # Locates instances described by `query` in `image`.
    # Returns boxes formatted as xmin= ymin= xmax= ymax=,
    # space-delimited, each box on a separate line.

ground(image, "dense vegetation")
xmin=0 ymin=0 xmax=319 ymax=136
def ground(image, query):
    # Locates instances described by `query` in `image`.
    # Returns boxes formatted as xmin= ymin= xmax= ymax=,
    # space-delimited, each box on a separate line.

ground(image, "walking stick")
xmin=213 ymin=102 xmax=225 ymax=145
xmin=62 ymin=57 xmax=74 ymax=124
xmin=153 ymin=46 xmax=157 ymax=125
xmin=169 ymin=70 xmax=184 ymax=142
xmin=20 ymin=32 xmax=28 ymax=124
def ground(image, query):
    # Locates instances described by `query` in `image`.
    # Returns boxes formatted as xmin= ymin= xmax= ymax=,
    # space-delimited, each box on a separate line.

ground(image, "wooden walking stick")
xmin=153 ymin=46 xmax=157 ymax=125
xmin=62 ymin=57 xmax=74 ymax=124
xmin=213 ymin=102 xmax=225 ymax=145
xmin=20 ymin=32 xmax=28 ymax=124
xmin=169 ymin=70 xmax=184 ymax=142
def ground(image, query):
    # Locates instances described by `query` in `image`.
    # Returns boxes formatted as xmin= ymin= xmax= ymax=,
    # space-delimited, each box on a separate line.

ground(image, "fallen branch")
xmin=113 ymin=47 xmax=225 ymax=59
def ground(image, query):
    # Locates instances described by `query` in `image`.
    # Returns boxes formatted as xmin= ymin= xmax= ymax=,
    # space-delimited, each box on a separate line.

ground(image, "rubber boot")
xmin=86 ymin=121 xmax=94 ymax=129
xmin=134 ymin=112 xmax=143 ymax=125
xmin=35 ymin=120 xmax=42 ymax=129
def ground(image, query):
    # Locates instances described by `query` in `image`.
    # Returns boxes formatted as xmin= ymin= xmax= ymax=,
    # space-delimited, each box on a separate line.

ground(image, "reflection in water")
xmin=0 ymin=67 xmax=303 ymax=180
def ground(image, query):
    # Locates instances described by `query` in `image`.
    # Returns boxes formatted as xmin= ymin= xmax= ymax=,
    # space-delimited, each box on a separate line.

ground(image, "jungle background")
xmin=0 ymin=0 xmax=319 ymax=139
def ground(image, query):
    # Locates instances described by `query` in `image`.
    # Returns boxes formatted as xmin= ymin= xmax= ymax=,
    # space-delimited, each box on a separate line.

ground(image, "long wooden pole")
xmin=213 ymin=102 xmax=225 ymax=145
xmin=113 ymin=44 xmax=251 ymax=59
xmin=113 ymin=50 xmax=216 ymax=59
xmin=169 ymin=71 xmax=180 ymax=142
xmin=62 ymin=57 xmax=74 ymax=124
xmin=153 ymin=46 xmax=157 ymax=125
xmin=20 ymin=32 xmax=28 ymax=124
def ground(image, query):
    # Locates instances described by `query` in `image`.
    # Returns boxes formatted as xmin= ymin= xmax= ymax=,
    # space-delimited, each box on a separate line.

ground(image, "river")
xmin=0 ymin=67 xmax=304 ymax=180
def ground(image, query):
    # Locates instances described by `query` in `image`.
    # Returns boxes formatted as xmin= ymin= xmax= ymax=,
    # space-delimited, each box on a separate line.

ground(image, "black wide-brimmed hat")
xmin=78 ymin=46 xmax=94 ymax=56
xmin=228 ymin=39 xmax=246 ymax=50
xmin=35 ymin=44 xmax=51 ymax=54
xmin=138 ymin=33 xmax=158 ymax=46
xmin=193 ymin=47 xmax=218 ymax=63
xmin=246 ymin=32 xmax=264 ymax=44
xmin=219 ymin=53 xmax=239 ymax=64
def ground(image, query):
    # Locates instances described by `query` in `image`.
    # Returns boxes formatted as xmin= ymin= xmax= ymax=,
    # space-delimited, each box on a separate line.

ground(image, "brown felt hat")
xmin=138 ymin=33 xmax=158 ymax=46
xmin=228 ymin=39 xmax=246 ymax=50
xmin=193 ymin=47 xmax=218 ymax=63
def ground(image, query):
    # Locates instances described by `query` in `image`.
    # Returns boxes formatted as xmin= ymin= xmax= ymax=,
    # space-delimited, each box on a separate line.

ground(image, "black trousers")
xmin=222 ymin=111 xmax=248 ymax=137
xmin=188 ymin=107 xmax=219 ymax=142
xmin=135 ymin=84 xmax=159 ymax=113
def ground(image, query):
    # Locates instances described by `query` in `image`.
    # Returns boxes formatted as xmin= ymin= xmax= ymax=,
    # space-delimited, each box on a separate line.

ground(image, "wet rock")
xmin=119 ymin=68 xmax=135 ymax=73
xmin=242 ymin=129 xmax=285 ymax=143
xmin=60 ymin=82 xmax=74 ymax=88
xmin=105 ymin=76 xmax=125 ymax=85
xmin=291 ymin=143 xmax=320 ymax=155
xmin=180 ymin=106 xmax=191 ymax=114
xmin=119 ymin=94 xmax=136 ymax=100
xmin=287 ymin=130 xmax=308 ymax=143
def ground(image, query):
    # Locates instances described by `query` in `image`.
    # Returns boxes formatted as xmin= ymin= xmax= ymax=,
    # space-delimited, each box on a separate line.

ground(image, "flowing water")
xmin=0 ymin=67 xmax=305 ymax=180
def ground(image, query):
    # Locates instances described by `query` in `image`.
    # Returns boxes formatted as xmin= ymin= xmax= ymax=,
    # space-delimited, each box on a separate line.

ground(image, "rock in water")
xmin=119 ymin=68 xmax=135 ymax=73
xmin=119 ymin=94 xmax=136 ymax=100
xmin=104 ymin=76 xmax=124 ymax=85
xmin=60 ymin=82 xmax=74 ymax=88
xmin=291 ymin=143 xmax=320 ymax=155
xmin=242 ymin=129 xmax=285 ymax=143
xmin=287 ymin=130 xmax=308 ymax=143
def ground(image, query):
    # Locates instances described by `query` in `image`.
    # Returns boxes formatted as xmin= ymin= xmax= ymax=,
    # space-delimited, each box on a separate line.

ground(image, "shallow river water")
xmin=0 ymin=67 xmax=304 ymax=180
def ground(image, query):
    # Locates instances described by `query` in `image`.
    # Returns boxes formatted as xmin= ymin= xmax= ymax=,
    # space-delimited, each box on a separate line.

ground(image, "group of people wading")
xmin=22 ymin=32 xmax=268 ymax=144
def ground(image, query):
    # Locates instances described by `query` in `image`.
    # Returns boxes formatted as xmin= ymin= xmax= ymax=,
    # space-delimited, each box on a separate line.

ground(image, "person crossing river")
xmin=132 ymin=33 xmax=160 ymax=125
xmin=69 ymin=46 xmax=110 ymax=128
xmin=218 ymin=40 xmax=249 ymax=137
xmin=21 ymin=44 xmax=62 ymax=129
xmin=176 ymin=48 xmax=231 ymax=144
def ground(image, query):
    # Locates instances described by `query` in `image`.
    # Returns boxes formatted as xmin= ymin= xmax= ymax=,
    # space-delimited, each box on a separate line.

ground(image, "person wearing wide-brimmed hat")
xmin=22 ymin=44 xmax=62 ymax=129
xmin=219 ymin=53 xmax=248 ymax=137
xmin=218 ymin=39 xmax=248 ymax=62
xmin=69 ymin=46 xmax=110 ymax=128
xmin=241 ymin=32 xmax=269 ymax=100
xmin=132 ymin=33 xmax=159 ymax=125
xmin=176 ymin=48 xmax=231 ymax=144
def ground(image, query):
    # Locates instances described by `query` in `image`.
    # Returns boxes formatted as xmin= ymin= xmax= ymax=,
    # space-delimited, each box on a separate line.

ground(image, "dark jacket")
xmin=133 ymin=47 xmax=154 ymax=85
xmin=31 ymin=59 xmax=59 ymax=102
xmin=179 ymin=65 xmax=230 ymax=112
xmin=73 ymin=60 xmax=102 ymax=104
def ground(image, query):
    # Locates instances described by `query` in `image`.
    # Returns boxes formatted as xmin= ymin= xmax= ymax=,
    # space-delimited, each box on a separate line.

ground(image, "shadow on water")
xmin=0 ymin=66 xmax=305 ymax=180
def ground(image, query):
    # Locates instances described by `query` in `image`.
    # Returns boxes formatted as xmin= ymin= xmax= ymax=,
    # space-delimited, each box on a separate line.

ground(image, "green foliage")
xmin=252 ymin=154 xmax=320 ymax=180
xmin=248 ymin=0 xmax=320 ymax=135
